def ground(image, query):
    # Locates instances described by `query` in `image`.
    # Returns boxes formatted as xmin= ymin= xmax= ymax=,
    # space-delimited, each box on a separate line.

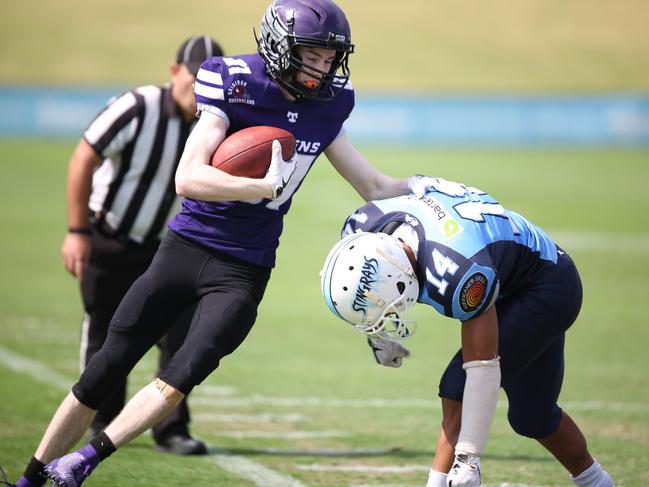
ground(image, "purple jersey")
xmin=169 ymin=53 xmax=355 ymax=267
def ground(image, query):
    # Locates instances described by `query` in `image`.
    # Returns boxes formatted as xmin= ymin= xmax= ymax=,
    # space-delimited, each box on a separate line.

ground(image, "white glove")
xmin=446 ymin=453 xmax=481 ymax=487
xmin=264 ymin=139 xmax=297 ymax=199
xmin=367 ymin=336 xmax=410 ymax=368
xmin=407 ymin=175 xmax=468 ymax=198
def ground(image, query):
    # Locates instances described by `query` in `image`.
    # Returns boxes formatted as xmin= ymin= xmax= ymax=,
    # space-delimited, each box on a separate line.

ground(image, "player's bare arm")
xmin=324 ymin=132 xmax=410 ymax=202
xmin=442 ymin=306 xmax=501 ymax=486
xmin=61 ymin=138 xmax=102 ymax=279
xmin=175 ymin=112 xmax=277 ymax=201
xmin=431 ymin=304 xmax=502 ymax=477
xmin=461 ymin=305 xmax=499 ymax=362
xmin=458 ymin=306 xmax=501 ymax=450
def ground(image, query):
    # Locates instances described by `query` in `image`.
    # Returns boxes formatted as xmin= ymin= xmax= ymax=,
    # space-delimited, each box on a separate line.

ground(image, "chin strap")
xmin=376 ymin=247 xmax=416 ymax=278
xmin=456 ymin=357 xmax=501 ymax=456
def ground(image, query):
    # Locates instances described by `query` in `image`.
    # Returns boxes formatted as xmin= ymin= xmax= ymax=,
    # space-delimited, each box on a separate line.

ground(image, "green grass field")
xmin=0 ymin=140 xmax=648 ymax=486
xmin=2 ymin=1 xmax=649 ymax=484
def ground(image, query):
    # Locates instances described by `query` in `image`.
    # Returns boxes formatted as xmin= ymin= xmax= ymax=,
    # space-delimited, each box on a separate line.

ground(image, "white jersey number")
xmin=454 ymin=201 xmax=507 ymax=222
xmin=426 ymin=248 xmax=459 ymax=296
xmin=223 ymin=57 xmax=252 ymax=75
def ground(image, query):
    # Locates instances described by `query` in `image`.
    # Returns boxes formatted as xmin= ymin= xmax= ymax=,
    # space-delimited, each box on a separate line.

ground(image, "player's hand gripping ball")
xmin=211 ymin=126 xmax=296 ymax=178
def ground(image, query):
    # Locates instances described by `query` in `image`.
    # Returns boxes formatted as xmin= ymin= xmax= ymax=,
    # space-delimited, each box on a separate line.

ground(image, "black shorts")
xmin=73 ymin=231 xmax=271 ymax=408
xmin=438 ymin=250 xmax=583 ymax=438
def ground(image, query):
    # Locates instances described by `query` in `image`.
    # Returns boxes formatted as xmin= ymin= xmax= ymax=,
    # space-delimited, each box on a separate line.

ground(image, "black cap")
xmin=176 ymin=35 xmax=223 ymax=76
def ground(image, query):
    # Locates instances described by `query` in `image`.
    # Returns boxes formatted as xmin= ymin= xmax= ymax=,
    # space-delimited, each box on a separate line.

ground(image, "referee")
xmin=61 ymin=35 xmax=223 ymax=456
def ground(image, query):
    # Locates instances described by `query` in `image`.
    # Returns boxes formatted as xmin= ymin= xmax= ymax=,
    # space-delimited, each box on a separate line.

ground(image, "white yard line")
xmin=191 ymin=394 xmax=649 ymax=412
xmin=195 ymin=384 xmax=239 ymax=396
xmin=349 ymin=484 xmax=545 ymax=487
xmin=244 ymin=447 xmax=396 ymax=456
xmin=349 ymin=484 xmax=416 ymax=487
xmin=559 ymin=400 xmax=649 ymax=412
xmin=480 ymin=484 xmax=548 ymax=487
xmin=193 ymin=412 xmax=307 ymax=423
xmin=301 ymin=464 xmax=546 ymax=486
xmin=216 ymin=431 xmax=349 ymax=439
xmin=209 ymin=454 xmax=308 ymax=487
xmin=299 ymin=464 xmax=428 ymax=473
xmin=0 ymin=345 xmax=71 ymax=391
xmin=190 ymin=395 xmax=435 ymax=408
xmin=550 ymin=230 xmax=649 ymax=253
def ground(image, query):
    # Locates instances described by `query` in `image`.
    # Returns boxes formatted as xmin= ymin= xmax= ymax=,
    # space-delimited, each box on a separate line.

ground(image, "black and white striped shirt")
xmin=84 ymin=84 xmax=195 ymax=244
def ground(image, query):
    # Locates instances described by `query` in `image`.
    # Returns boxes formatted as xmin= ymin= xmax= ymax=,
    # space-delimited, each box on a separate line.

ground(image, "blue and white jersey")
xmin=169 ymin=53 xmax=355 ymax=268
xmin=341 ymin=183 xmax=558 ymax=321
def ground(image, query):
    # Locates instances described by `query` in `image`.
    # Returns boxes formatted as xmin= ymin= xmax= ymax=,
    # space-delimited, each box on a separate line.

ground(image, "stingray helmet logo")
xmin=459 ymin=272 xmax=488 ymax=312
xmin=351 ymin=256 xmax=379 ymax=316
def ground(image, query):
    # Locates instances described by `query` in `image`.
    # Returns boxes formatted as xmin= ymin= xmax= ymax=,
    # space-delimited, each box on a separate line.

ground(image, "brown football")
xmin=210 ymin=126 xmax=296 ymax=178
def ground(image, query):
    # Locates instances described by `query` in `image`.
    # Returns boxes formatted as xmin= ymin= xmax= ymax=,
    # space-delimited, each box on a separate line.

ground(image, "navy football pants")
xmin=438 ymin=251 xmax=583 ymax=438
xmin=73 ymin=231 xmax=270 ymax=408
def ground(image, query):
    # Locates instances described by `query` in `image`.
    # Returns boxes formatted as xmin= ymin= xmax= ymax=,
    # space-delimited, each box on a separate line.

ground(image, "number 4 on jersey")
xmin=426 ymin=248 xmax=459 ymax=295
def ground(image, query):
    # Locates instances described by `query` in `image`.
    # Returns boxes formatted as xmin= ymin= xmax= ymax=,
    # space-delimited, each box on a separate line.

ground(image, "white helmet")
xmin=321 ymin=232 xmax=419 ymax=338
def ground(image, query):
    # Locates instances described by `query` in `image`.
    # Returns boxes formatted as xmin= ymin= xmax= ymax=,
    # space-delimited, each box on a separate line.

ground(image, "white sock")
xmin=426 ymin=469 xmax=447 ymax=487
xmin=571 ymin=460 xmax=614 ymax=487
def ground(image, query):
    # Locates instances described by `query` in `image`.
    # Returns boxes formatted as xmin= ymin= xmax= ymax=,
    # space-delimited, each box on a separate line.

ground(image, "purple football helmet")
xmin=256 ymin=0 xmax=355 ymax=101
